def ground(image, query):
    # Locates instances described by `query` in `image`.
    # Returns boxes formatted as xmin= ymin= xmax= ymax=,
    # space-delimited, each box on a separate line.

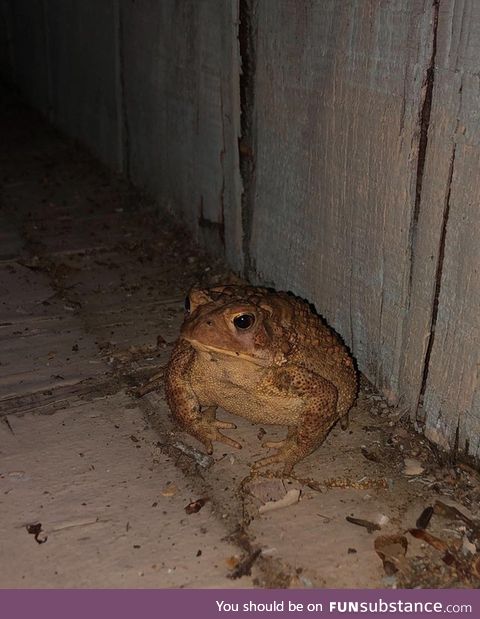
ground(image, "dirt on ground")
xmin=1 ymin=88 xmax=480 ymax=588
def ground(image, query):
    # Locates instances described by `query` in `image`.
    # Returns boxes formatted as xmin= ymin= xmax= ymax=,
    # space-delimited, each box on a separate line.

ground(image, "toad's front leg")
xmin=253 ymin=366 xmax=339 ymax=474
xmin=165 ymin=340 xmax=241 ymax=453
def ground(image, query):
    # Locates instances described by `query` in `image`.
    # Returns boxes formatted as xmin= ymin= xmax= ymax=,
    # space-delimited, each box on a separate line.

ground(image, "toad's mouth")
xmin=182 ymin=337 xmax=269 ymax=365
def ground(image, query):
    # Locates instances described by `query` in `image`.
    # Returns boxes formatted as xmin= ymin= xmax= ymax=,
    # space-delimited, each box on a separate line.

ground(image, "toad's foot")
xmin=190 ymin=419 xmax=241 ymax=454
xmin=252 ymin=438 xmax=304 ymax=475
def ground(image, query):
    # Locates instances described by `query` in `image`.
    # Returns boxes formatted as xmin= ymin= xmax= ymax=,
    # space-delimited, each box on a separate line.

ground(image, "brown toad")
xmin=164 ymin=285 xmax=358 ymax=473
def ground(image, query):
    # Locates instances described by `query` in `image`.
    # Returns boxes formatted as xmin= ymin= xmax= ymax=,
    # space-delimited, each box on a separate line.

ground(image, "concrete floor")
xmin=1 ymin=89 xmax=480 ymax=589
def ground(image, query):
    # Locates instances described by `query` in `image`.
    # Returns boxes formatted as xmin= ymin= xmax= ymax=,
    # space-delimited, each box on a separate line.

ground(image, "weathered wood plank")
xmin=401 ymin=1 xmax=480 ymax=459
xmin=44 ymin=0 xmax=123 ymax=170
xmin=0 ymin=263 xmax=107 ymax=402
xmin=422 ymin=142 xmax=480 ymax=458
xmin=2 ymin=0 xmax=49 ymax=114
xmin=120 ymin=0 xmax=242 ymax=261
xmin=249 ymin=0 xmax=434 ymax=399
xmin=0 ymin=376 xmax=118 ymax=417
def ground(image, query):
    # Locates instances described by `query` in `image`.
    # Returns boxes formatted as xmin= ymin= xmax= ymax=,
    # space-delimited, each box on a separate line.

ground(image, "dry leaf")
xmin=416 ymin=506 xmax=434 ymax=530
xmin=404 ymin=458 xmax=424 ymax=476
xmin=374 ymin=534 xmax=408 ymax=575
xmin=225 ymin=555 xmax=240 ymax=569
xmin=161 ymin=483 xmax=178 ymax=497
xmin=185 ymin=497 xmax=208 ymax=514
xmin=408 ymin=528 xmax=449 ymax=552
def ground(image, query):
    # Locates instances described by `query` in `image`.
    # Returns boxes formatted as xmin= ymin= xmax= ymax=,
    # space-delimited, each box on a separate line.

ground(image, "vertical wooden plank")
xmin=120 ymin=0 xmax=196 ymax=229
xmin=423 ymin=1 xmax=480 ymax=458
xmin=249 ymin=0 xmax=434 ymax=399
xmin=4 ymin=0 xmax=50 ymax=115
xmin=423 ymin=144 xmax=480 ymax=458
xmin=121 ymin=0 xmax=241 ymax=256
xmin=398 ymin=1 xmax=453 ymax=420
xmin=45 ymin=0 xmax=122 ymax=170
xmin=400 ymin=0 xmax=480 ymax=458
xmin=221 ymin=1 xmax=244 ymax=273
xmin=0 ymin=0 xmax=13 ymax=83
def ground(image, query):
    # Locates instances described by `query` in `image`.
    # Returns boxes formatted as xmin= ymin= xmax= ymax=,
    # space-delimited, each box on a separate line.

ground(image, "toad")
xmin=164 ymin=285 xmax=358 ymax=473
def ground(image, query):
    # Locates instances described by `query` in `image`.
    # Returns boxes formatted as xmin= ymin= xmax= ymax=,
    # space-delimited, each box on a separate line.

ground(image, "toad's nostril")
xmin=206 ymin=320 xmax=213 ymax=326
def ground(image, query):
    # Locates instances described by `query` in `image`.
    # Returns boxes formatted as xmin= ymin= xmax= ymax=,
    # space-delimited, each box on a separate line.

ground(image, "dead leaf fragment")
xmin=373 ymin=513 xmax=390 ymax=527
xmin=245 ymin=477 xmax=290 ymax=503
xmin=433 ymin=500 xmax=474 ymax=528
xmin=403 ymin=458 xmax=424 ymax=476
xmin=416 ymin=506 xmax=434 ymax=530
xmin=161 ymin=483 xmax=178 ymax=497
xmin=375 ymin=534 xmax=408 ymax=575
xmin=185 ymin=497 xmax=208 ymax=514
xmin=225 ymin=555 xmax=240 ymax=570
xmin=408 ymin=528 xmax=449 ymax=552
xmin=433 ymin=500 xmax=480 ymax=549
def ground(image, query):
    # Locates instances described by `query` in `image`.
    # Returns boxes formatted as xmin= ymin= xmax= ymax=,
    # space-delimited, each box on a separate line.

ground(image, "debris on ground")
xmin=374 ymin=534 xmax=408 ymax=575
xmin=26 ymin=523 xmax=48 ymax=544
xmin=346 ymin=516 xmax=381 ymax=534
xmin=415 ymin=506 xmax=434 ymax=529
xmin=324 ymin=477 xmax=389 ymax=490
xmin=259 ymin=488 xmax=301 ymax=514
xmin=161 ymin=483 xmax=178 ymax=497
xmin=228 ymin=549 xmax=262 ymax=580
xmin=403 ymin=458 xmax=424 ymax=476
xmin=185 ymin=498 xmax=208 ymax=514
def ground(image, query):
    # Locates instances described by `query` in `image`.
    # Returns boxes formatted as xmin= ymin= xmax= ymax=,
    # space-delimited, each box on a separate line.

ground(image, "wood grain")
xmin=401 ymin=1 xmax=480 ymax=459
xmin=249 ymin=1 xmax=434 ymax=402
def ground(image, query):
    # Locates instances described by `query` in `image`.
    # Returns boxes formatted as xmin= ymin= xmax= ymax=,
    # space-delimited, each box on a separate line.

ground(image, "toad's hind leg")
xmin=253 ymin=368 xmax=338 ymax=475
xmin=165 ymin=341 xmax=241 ymax=453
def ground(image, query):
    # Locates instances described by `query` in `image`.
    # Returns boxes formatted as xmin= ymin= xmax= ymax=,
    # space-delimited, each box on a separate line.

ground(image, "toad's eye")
xmin=184 ymin=296 xmax=191 ymax=312
xmin=233 ymin=313 xmax=255 ymax=330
